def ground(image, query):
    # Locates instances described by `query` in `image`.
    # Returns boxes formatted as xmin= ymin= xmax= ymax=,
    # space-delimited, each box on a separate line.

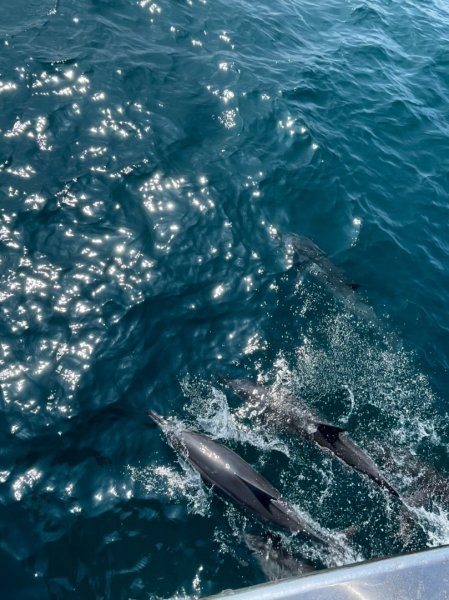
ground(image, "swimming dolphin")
xmin=383 ymin=446 xmax=449 ymax=508
xmin=284 ymin=233 xmax=377 ymax=322
xmin=284 ymin=233 xmax=359 ymax=296
xmin=221 ymin=378 xmax=399 ymax=498
xmin=244 ymin=533 xmax=316 ymax=581
xmin=148 ymin=410 xmax=332 ymax=547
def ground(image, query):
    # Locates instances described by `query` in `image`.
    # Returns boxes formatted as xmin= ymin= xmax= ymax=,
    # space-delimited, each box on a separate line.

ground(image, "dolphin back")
xmin=222 ymin=378 xmax=320 ymax=433
xmin=284 ymin=232 xmax=362 ymax=299
xmin=284 ymin=233 xmax=327 ymax=266
xmin=150 ymin=415 xmax=328 ymax=544
xmin=325 ymin=433 xmax=399 ymax=497
xmin=221 ymin=378 xmax=271 ymax=403
xmin=179 ymin=431 xmax=328 ymax=543
xmin=221 ymin=380 xmax=399 ymax=499
xmin=179 ymin=430 xmax=280 ymax=501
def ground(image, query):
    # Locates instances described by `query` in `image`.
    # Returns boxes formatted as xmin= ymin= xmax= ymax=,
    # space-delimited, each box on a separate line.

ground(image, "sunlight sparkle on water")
xmin=218 ymin=109 xmax=237 ymax=129
xmin=12 ymin=468 xmax=42 ymax=501
xmin=222 ymin=89 xmax=234 ymax=103
xmin=212 ymin=284 xmax=225 ymax=299
xmin=0 ymin=81 xmax=17 ymax=93
xmin=0 ymin=471 xmax=10 ymax=483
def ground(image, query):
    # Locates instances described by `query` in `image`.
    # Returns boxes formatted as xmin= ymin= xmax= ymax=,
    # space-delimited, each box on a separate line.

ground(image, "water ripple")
xmin=1 ymin=0 xmax=449 ymax=596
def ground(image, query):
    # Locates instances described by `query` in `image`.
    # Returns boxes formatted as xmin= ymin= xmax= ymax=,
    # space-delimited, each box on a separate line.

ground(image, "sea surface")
xmin=1 ymin=0 xmax=449 ymax=598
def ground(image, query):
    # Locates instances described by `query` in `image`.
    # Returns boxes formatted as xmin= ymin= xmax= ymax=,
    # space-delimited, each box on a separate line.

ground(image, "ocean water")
xmin=1 ymin=0 xmax=449 ymax=597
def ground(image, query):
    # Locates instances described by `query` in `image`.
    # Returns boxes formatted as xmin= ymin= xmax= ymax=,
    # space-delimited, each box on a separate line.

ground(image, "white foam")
xmin=181 ymin=376 xmax=290 ymax=457
xmin=126 ymin=459 xmax=212 ymax=517
xmin=265 ymin=309 xmax=438 ymax=455
xmin=404 ymin=503 xmax=449 ymax=547
xmin=340 ymin=385 xmax=355 ymax=424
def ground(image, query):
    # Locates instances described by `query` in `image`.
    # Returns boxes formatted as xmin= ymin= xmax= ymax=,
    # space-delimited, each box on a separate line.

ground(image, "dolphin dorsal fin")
xmin=317 ymin=423 xmax=345 ymax=443
xmin=237 ymin=477 xmax=278 ymax=509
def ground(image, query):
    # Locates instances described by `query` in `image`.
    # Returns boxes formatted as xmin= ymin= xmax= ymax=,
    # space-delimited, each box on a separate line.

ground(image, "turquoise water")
xmin=1 ymin=0 xmax=449 ymax=597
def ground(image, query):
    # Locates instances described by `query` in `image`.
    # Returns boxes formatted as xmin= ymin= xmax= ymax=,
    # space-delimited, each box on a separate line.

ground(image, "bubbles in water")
xmin=180 ymin=376 xmax=290 ymax=456
xmin=415 ymin=505 xmax=449 ymax=547
xmin=127 ymin=459 xmax=212 ymax=517
xmin=265 ymin=308 xmax=437 ymax=453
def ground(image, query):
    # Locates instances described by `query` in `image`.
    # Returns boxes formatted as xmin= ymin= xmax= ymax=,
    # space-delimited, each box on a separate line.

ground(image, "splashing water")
xmin=181 ymin=375 xmax=290 ymax=457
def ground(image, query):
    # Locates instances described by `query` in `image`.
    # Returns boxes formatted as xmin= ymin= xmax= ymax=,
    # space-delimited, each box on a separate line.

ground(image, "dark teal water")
xmin=1 ymin=0 xmax=449 ymax=597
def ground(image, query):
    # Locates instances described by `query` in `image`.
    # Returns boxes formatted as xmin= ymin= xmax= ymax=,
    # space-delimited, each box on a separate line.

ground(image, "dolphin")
xmin=284 ymin=233 xmax=359 ymax=297
xmin=382 ymin=446 xmax=449 ymax=508
xmin=148 ymin=410 xmax=332 ymax=547
xmin=284 ymin=233 xmax=377 ymax=322
xmin=244 ymin=533 xmax=316 ymax=581
xmin=221 ymin=379 xmax=399 ymax=498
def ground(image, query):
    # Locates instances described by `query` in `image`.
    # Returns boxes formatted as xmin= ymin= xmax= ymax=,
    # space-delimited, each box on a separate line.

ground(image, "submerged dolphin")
xmin=244 ymin=533 xmax=316 ymax=581
xmin=284 ymin=233 xmax=359 ymax=297
xmin=148 ymin=410 xmax=332 ymax=547
xmin=284 ymin=233 xmax=377 ymax=322
xmin=222 ymin=379 xmax=399 ymax=498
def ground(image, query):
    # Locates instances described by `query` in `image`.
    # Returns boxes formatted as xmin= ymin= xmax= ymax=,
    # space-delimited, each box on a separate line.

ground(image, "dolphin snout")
xmin=148 ymin=410 xmax=166 ymax=427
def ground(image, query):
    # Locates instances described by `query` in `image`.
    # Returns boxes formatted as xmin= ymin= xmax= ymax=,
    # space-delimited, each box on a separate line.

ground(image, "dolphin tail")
xmin=373 ymin=473 xmax=400 ymax=499
xmin=398 ymin=502 xmax=420 ymax=545
xmin=148 ymin=410 xmax=167 ymax=427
